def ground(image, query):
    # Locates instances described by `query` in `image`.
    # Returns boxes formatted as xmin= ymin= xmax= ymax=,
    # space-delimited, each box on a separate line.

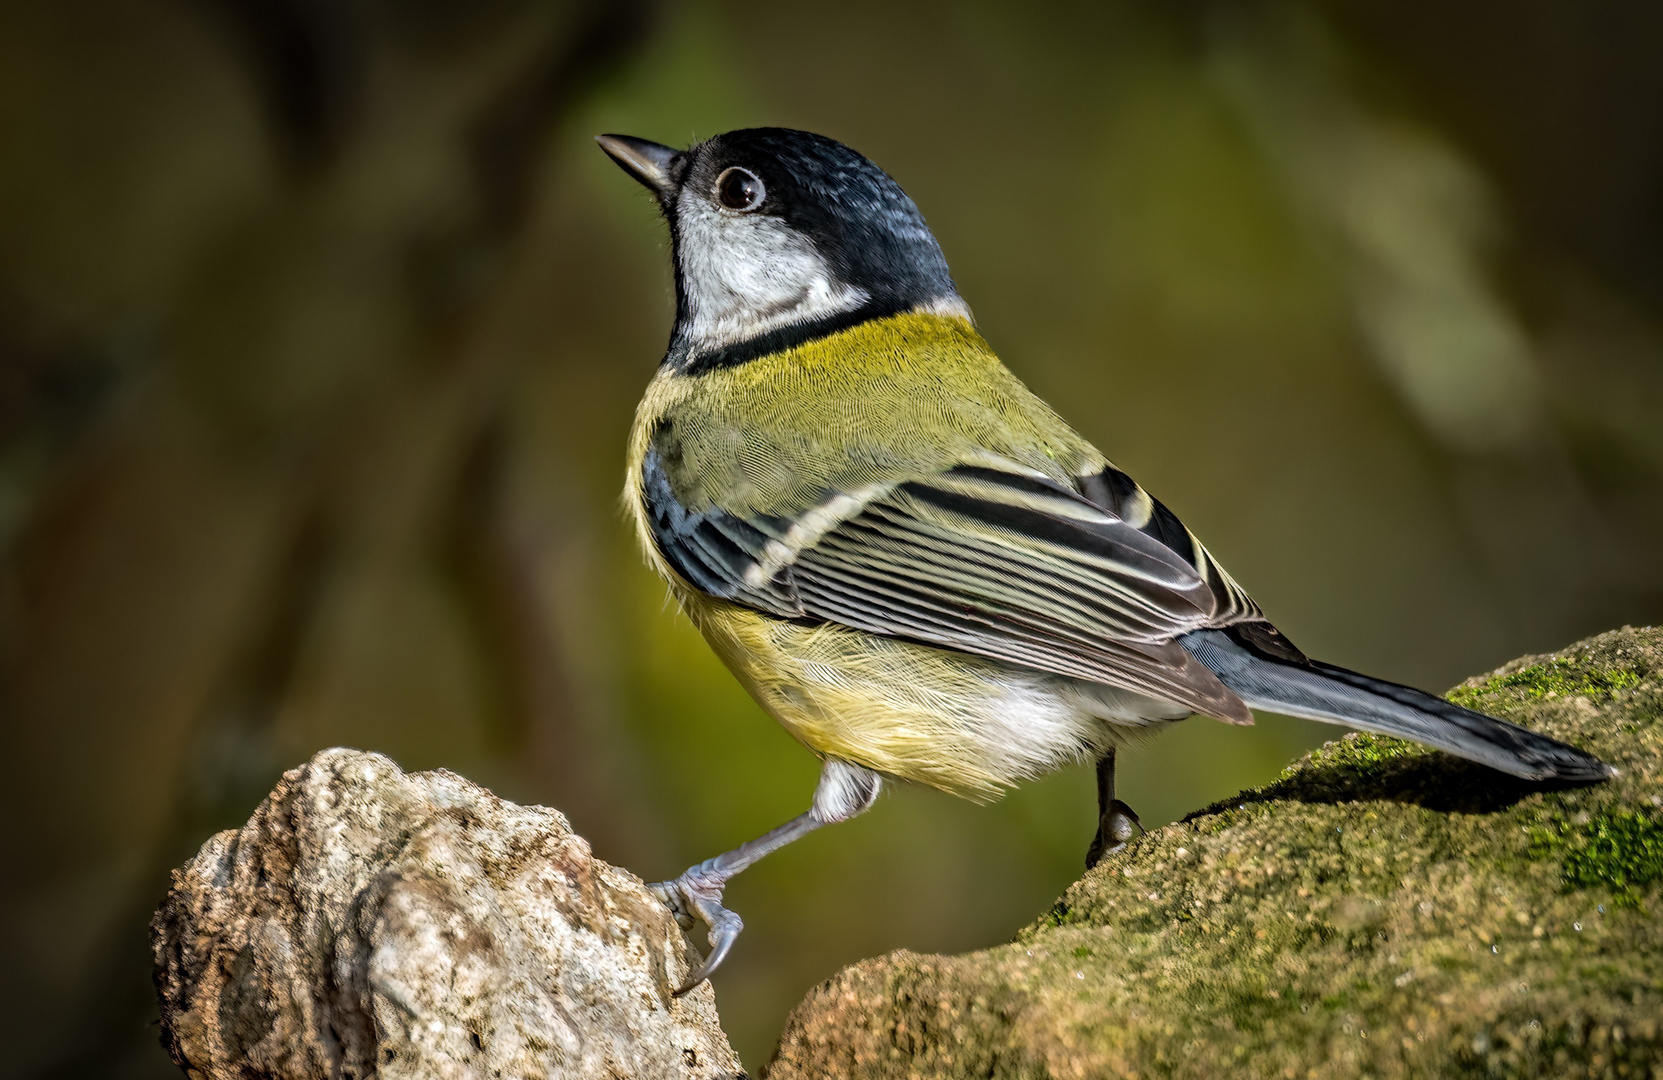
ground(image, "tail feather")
xmin=1180 ymin=629 xmax=1613 ymax=783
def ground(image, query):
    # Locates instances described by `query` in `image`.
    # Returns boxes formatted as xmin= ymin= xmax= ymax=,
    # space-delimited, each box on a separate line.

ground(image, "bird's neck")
xmin=664 ymin=294 xmax=972 ymax=376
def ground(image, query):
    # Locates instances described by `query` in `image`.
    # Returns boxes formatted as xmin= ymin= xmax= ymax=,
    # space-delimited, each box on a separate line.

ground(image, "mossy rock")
xmin=766 ymin=627 xmax=1663 ymax=1079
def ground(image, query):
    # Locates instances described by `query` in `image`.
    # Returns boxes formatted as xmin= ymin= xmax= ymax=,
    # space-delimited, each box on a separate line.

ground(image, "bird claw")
xmin=1085 ymin=798 xmax=1144 ymax=869
xmin=650 ymin=879 xmax=699 ymax=931
xmin=650 ymin=866 xmax=745 ymax=996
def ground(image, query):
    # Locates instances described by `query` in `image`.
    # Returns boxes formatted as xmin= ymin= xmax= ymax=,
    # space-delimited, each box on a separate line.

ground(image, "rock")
xmin=767 ymin=627 xmax=1663 ymax=1079
xmin=152 ymin=748 xmax=742 ymax=1080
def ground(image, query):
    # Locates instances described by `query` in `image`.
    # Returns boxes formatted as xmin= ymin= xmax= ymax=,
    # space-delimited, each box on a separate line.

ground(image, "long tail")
xmin=1180 ymin=628 xmax=1613 ymax=782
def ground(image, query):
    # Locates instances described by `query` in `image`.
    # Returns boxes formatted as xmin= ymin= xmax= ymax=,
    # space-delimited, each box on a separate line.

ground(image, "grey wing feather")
xmin=643 ymin=450 xmax=1253 ymax=723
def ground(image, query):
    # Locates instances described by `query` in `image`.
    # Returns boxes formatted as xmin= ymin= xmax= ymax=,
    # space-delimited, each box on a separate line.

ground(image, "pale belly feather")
xmin=684 ymin=593 xmax=1192 ymax=802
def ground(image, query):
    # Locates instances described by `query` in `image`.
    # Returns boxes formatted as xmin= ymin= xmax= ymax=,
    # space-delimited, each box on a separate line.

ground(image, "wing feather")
xmin=641 ymin=448 xmax=1253 ymax=722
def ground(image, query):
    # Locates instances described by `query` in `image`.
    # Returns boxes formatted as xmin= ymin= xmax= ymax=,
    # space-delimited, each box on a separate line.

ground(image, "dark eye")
xmin=715 ymin=167 xmax=765 ymax=211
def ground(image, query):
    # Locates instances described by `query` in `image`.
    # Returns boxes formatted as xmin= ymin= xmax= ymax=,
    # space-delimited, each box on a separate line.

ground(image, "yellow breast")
xmin=680 ymin=593 xmax=1103 ymax=800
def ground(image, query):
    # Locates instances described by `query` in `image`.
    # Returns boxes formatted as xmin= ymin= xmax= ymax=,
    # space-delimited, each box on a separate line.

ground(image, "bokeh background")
xmin=4 ymin=0 xmax=1663 ymax=1073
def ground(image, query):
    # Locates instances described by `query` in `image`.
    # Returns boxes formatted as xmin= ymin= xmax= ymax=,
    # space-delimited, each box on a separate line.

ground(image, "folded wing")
xmin=642 ymin=452 xmax=1255 ymax=723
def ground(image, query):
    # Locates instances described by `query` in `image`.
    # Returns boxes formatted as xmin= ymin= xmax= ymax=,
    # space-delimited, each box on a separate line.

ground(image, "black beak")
xmin=596 ymin=134 xmax=679 ymax=196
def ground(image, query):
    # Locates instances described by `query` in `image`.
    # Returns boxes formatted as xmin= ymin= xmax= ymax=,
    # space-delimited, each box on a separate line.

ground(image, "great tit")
xmin=596 ymin=128 xmax=1611 ymax=994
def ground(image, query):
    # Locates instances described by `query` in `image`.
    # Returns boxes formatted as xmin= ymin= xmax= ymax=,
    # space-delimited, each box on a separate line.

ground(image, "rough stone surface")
xmin=152 ymin=748 xmax=742 ymax=1080
xmin=767 ymin=627 xmax=1663 ymax=1079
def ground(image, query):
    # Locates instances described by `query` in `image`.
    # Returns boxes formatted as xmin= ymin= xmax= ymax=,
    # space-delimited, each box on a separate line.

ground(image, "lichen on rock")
xmin=766 ymin=627 xmax=1663 ymax=1079
xmin=152 ymin=748 xmax=742 ymax=1080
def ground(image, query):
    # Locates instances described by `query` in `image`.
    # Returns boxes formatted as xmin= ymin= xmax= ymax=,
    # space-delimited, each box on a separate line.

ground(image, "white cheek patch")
xmin=675 ymin=194 xmax=871 ymax=351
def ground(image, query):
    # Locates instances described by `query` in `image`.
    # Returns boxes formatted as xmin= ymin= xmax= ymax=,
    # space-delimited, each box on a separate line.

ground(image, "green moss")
xmin=1450 ymin=657 xmax=1639 ymax=708
xmin=1560 ymin=812 xmax=1663 ymax=907
xmin=1296 ymin=730 xmax=1424 ymax=774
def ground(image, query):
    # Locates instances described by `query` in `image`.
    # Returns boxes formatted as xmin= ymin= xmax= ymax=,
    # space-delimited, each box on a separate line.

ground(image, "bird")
xmin=595 ymin=127 xmax=1612 ymax=995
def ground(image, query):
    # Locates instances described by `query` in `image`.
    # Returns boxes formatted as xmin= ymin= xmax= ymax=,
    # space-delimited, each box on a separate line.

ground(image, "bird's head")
xmin=597 ymin=127 xmax=968 ymax=370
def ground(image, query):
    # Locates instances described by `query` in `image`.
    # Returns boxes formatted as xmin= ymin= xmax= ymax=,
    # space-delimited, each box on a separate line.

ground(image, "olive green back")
xmin=641 ymin=312 xmax=1108 ymax=518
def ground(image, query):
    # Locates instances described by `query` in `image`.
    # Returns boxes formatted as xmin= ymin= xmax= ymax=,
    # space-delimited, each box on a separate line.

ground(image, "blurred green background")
xmin=4 ymin=0 xmax=1663 ymax=1074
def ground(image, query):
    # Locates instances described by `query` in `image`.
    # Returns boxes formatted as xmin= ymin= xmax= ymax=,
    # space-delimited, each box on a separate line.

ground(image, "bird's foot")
xmin=650 ymin=862 xmax=744 ymax=996
xmin=1085 ymin=798 xmax=1144 ymax=869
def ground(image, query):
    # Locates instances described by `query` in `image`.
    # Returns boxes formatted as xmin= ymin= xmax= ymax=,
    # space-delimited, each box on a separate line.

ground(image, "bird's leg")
xmin=1086 ymin=747 xmax=1143 ymax=869
xmin=652 ymin=758 xmax=880 ymax=995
